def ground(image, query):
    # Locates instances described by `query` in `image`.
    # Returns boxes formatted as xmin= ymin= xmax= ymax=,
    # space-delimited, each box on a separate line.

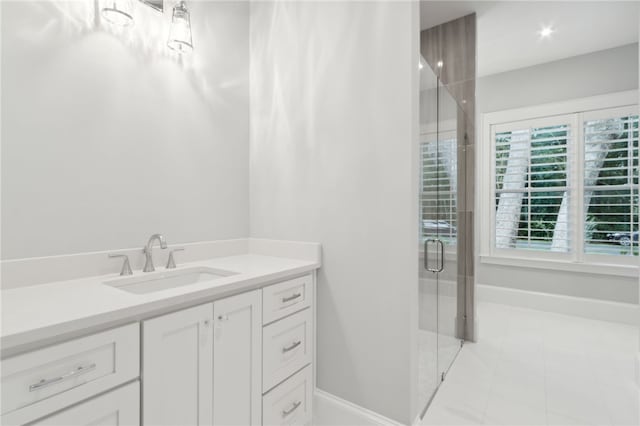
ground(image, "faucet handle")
xmin=166 ymin=248 xmax=185 ymax=269
xmin=109 ymin=254 xmax=133 ymax=276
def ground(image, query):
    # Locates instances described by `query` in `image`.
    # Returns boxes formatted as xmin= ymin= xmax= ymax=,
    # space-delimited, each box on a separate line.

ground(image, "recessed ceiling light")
xmin=419 ymin=61 xmax=424 ymax=70
xmin=539 ymin=26 xmax=554 ymax=39
xmin=437 ymin=60 xmax=443 ymax=68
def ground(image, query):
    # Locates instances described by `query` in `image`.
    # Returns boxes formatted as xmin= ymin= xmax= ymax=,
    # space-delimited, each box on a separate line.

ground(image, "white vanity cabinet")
xmin=142 ymin=303 xmax=214 ymax=426
xmin=142 ymin=289 xmax=263 ymax=426
xmin=1 ymin=271 xmax=315 ymax=426
xmin=213 ymin=290 xmax=262 ymax=425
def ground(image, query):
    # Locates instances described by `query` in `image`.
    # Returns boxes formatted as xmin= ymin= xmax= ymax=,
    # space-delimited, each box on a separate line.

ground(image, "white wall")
xmin=477 ymin=44 xmax=639 ymax=304
xmin=478 ymin=44 xmax=638 ymax=113
xmin=249 ymin=2 xmax=420 ymax=423
xmin=1 ymin=1 xmax=249 ymax=259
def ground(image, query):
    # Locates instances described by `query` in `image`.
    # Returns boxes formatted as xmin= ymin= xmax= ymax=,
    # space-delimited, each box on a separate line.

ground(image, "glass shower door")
xmin=418 ymin=61 xmax=440 ymax=410
xmin=435 ymin=79 xmax=461 ymax=380
xmin=418 ymin=65 xmax=463 ymax=416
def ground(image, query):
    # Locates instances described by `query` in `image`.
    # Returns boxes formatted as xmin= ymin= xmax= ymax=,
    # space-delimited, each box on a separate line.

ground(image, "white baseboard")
xmin=313 ymin=389 xmax=407 ymax=426
xmin=477 ymin=284 xmax=639 ymax=325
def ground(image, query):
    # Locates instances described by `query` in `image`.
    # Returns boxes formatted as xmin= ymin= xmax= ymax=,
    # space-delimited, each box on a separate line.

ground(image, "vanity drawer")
xmin=1 ymin=323 xmax=139 ymax=424
xmin=30 ymin=380 xmax=140 ymax=426
xmin=263 ymin=366 xmax=312 ymax=426
xmin=263 ymin=274 xmax=312 ymax=324
xmin=263 ymin=308 xmax=312 ymax=392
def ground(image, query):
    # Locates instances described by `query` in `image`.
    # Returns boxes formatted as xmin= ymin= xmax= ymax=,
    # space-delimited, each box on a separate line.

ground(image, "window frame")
xmin=479 ymin=90 xmax=639 ymax=277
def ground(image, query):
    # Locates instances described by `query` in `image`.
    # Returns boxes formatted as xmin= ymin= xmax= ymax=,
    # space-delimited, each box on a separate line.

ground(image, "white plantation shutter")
xmin=583 ymin=107 xmax=639 ymax=256
xmin=421 ymin=133 xmax=457 ymax=243
xmin=494 ymin=119 xmax=571 ymax=252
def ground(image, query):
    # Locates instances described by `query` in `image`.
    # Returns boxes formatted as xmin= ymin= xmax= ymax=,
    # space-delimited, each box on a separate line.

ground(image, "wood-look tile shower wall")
xmin=420 ymin=14 xmax=477 ymax=341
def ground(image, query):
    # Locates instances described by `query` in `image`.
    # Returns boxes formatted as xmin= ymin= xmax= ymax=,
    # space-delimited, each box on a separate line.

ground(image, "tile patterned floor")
xmin=419 ymin=329 xmax=462 ymax=407
xmin=421 ymin=302 xmax=639 ymax=426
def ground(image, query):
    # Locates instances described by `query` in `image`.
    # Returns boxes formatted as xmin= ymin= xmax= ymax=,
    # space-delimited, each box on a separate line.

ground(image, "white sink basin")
xmin=104 ymin=266 xmax=237 ymax=294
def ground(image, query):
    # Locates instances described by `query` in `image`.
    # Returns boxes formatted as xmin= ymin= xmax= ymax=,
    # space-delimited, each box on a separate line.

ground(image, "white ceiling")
xmin=420 ymin=1 xmax=639 ymax=77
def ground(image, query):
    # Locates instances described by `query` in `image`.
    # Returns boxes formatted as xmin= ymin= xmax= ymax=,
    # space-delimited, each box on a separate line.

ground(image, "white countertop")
xmin=1 ymin=252 xmax=319 ymax=358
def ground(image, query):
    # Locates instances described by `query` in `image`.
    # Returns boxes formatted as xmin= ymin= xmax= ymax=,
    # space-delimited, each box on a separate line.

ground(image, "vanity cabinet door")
xmin=142 ymin=304 xmax=213 ymax=426
xmin=30 ymin=381 xmax=139 ymax=426
xmin=213 ymin=290 xmax=262 ymax=426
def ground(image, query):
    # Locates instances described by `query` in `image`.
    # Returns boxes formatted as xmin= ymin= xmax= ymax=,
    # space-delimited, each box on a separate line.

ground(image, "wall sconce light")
xmin=101 ymin=0 xmax=134 ymax=27
xmin=100 ymin=0 xmax=194 ymax=55
xmin=167 ymin=1 xmax=193 ymax=54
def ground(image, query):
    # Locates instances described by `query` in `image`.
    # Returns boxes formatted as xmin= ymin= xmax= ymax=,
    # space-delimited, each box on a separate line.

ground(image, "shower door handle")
xmin=424 ymin=239 xmax=445 ymax=273
xmin=423 ymin=239 xmax=433 ymax=271
xmin=436 ymin=239 xmax=444 ymax=272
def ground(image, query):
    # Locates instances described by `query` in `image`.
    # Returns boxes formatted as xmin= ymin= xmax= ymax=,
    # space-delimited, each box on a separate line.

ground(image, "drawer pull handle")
xmin=29 ymin=363 xmax=97 ymax=392
xmin=282 ymin=340 xmax=302 ymax=353
xmin=282 ymin=293 xmax=302 ymax=303
xmin=282 ymin=400 xmax=302 ymax=417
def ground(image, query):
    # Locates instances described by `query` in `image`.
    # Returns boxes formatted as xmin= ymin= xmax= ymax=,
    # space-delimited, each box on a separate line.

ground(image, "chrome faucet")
xmin=143 ymin=234 xmax=168 ymax=272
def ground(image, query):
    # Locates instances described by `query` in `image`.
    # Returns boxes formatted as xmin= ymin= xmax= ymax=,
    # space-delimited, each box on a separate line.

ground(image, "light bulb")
xmin=539 ymin=26 xmax=554 ymax=39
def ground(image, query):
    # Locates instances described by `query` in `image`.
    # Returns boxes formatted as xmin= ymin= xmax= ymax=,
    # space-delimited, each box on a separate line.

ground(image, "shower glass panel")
xmin=418 ymin=62 xmax=439 ymax=408
xmin=435 ymin=79 xmax=461 ymax=379
xmin=418 ymin=61 xmax=463 ymax=415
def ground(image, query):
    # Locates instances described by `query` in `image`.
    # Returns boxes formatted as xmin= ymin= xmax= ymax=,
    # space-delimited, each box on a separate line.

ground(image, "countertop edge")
xmin=1 ymin=262 xmax=319 ymax=359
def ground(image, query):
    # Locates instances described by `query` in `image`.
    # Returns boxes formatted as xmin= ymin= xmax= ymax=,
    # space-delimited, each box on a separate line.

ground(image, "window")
xmin=495 ymin=121 xmax=571 ymax=252
xmin=420 ymin=131 xmax=457 ymax=244
xmin=583 ymin=110 xmax=638 ymax=256
xmin=483 ymin=94 xmax=639 ymax=267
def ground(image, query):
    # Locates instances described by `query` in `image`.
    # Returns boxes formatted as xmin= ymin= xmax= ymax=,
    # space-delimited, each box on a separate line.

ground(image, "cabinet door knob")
xmin=218 ymin=315 xmax=229 ymax=321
